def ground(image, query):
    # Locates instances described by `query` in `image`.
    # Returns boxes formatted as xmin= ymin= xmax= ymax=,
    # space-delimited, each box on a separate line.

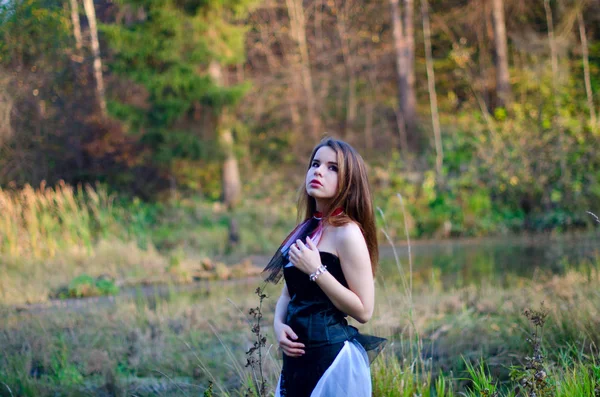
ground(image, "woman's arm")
xmin=273 ymin=284 xmax=290 ymax=327
xmin=289 ymin=223 xmax=374 ymax=323
xmin=273 ymin=285 xmax=305 ymax=357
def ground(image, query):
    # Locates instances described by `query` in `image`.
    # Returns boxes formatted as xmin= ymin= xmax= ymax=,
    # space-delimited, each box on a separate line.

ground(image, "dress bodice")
xmin=284 ymin=251 xmax=348 ymax=301
xmin=283 ymin=252 xmax=357 ymax=347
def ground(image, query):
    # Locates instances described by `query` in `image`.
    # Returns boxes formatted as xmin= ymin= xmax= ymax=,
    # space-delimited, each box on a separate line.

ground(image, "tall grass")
xmin=371 ymin=194 xmax=600 ymax=396
xmin=0 ymin=181 xmax=118 ymax=259
xmin=371 ymin=351 xmax=433 ymax=396
xmin=0 ymin=182 xmax=279 ymax=305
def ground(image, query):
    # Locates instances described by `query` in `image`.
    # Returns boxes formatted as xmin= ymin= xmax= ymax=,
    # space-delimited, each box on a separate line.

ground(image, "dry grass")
xmin=1 ymin=266 xmax=599 ymax=395
xmin=0 ymin=183 xmax=268 ymax=305
xmin=0 ymin=181 xmax=117 ymax=259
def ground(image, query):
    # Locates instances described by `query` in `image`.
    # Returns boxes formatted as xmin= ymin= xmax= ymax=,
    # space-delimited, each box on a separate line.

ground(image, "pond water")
xmin=192 ymin=231 xmax=600 ymax=300
xmin=377 ymin=231 xmax=600 ymax=289
xmin=18 ymin=231 xmax=600 ymax=313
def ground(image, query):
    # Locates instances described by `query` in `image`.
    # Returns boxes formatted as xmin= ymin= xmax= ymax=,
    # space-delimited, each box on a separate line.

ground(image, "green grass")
xmin=1 ymin=266 xmax=600 ymax=396
xmin=53 ymin=274 xmax=120 ymax=299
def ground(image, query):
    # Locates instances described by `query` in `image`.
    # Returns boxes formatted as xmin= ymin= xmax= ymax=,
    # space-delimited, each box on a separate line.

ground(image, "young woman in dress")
xmin=262 ymin=138 xmax=385 ymax=397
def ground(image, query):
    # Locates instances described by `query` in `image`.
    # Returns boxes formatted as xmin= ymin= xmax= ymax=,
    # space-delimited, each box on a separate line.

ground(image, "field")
xmin=2 ymin=256 xmax=600 ymax=396
xmin=1 ymin=185 xmax=600 ymax=396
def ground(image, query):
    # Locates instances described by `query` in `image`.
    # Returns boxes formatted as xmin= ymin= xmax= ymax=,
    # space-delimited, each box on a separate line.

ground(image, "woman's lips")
xmin=309 ymin=180 xmax=322 ymax=187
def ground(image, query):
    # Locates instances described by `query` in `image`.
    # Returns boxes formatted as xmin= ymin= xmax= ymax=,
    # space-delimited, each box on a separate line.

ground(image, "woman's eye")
xmin=312 ymin=162 xmax=319 ymax=167
xmin=329 ymin=166 xmax=338 ymax=172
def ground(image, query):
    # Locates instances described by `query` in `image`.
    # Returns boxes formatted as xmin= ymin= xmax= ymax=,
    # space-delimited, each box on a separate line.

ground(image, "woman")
xmin=263 ymin=138 xmax=385 ymax=397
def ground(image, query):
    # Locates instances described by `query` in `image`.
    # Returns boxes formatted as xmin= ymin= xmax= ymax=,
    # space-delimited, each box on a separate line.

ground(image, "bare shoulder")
xmin=333 ymin=221 xmax=366 ymax=250
xmin=332 ymin=220 xmax=371 ymax=274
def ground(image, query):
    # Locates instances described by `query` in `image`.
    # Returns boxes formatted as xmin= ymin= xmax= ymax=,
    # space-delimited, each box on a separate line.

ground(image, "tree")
xmin=543 ymin=0 xmax=567 ymax=182
xmin=577 ymin=9 xmax=597 ymax=133
xmin=0 ymin=0 xmax=80 ymax=185
xmin=389 ymin=0 xmax=417 ymax=154
xmin=102 ymin=0 xmax=256 ymax=199
xmin=334 ymin=0 xmax=357 ymax=141
xmin=208 ymin=61 xmax=241 ymax=211
xmin=82 ymin=0 xmax=106 ymax=115
xmin=68 ymin=0 xmax=82 ymax=52
xmin=421 ymin=0 xmax=443 ymax=177
xmin=492 ymin=0 xmax=511 ymax=108
xmin=285 ymin=0 xmax=320 ymax=140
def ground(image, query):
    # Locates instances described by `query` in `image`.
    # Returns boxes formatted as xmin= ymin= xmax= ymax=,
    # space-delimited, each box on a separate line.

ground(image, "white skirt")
xmin=275 ymin=339 xmax=371 ymax=397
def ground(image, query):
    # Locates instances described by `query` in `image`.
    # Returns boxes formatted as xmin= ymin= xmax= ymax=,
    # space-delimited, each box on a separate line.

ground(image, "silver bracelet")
xmin=309 ymin=265 xmax=328 ymax=282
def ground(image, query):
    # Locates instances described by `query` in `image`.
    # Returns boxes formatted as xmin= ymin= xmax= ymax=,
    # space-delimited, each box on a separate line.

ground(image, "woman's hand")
xmin=288 ymin=236 xmax=321 ymax=275
xmin=274 ymin=322 xmax=305 ymax=357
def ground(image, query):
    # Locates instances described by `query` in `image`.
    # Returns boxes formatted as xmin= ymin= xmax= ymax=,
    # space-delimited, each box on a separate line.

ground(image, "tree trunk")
xmin=0 ymin=74 xmax=13 ymax=144
xmin=544 ymin=0 xmax=559 ymax=107
xmin=82 ymin=0 xmax=107 ymax=116
xmin=69 ymin=0 xmax=82 ymax=52
xmin=389 ymin=0 xmax=417 ymax=155
xmin=365 ymin=51 xmax=380 ymax=152
xmin=208 ymin=61 xmax=242 ymax=211
xmin=285 ymin=0 xmax=320 ymax=140
xmin=421 ymin=0 xmax=443 ymax=177
xmin=209 ymin=60 xmax=242 ymax=249
xmin=544 ymin=0 xmax=568 ymax=184
xmin=402 ymin=0 xmax=417 ymax=138
xmin=221 ymin=126 xmax=242 ymax=210
xmin=263 ymin=5 xmax=301 ymax=134
xmin=395 ymin=110 xmax=409 ymax=162
xmin=335 ymin=4 xmax=357 ymax=141
xmin=577 ymin=10 xmax=597 ymax=133
xmin=476 ymin=17 xmax=490 ymax=112
xmin=492 ymin=0 xmax=511 ymax=108
xmin=314 ymin=0 xmax=325 ymax=54
xmin=364 ymin=101 xmax=374 ymax=152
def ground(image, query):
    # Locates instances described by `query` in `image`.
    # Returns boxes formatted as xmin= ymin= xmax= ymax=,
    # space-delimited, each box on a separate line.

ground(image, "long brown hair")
xmin=297 ymin=138 xmax=379 ymax=274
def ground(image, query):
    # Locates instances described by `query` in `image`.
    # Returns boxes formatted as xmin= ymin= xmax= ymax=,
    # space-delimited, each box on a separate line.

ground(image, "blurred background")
xmin=1 ymin=0 xmax=600 ymax=395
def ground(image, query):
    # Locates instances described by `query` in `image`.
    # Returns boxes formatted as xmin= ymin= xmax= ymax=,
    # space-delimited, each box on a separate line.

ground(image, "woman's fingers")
xmin=280 ymin=341 xmax=304 ymax=356
xmin=278 ymin=326 xmax=305 ymax=356
xmin=280 ymin=337 xmax=304 ymax=349
xmin=306 ymin=236 xmax=317 ymax=250
xmin=282 ymin=347 xmax=304 ymax=357
xmin=296 ymin=239 xmax=307 ymax=250
xmin=283 ymin=326 xmax=299 ymax=341
xmin=279 ymin=338 xmax=304 ymax=357
xmin=280 ymin=343 xmax=304 ymax=356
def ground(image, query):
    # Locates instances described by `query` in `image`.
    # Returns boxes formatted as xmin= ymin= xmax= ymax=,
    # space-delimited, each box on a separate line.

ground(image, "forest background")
xmin=2 ymin=0 xmax=600 ymax=249
xmin=0 ymin=0 xmax=599 ymax=297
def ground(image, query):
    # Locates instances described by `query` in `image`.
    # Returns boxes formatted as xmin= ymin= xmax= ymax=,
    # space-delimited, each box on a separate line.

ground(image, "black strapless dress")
xmin=278 ymin=252 xmax=385 ymax=397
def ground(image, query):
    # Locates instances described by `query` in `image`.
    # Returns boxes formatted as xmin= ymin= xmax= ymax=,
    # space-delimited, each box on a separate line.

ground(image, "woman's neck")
xmin=315 ymin=199 xmax=332 ymax=214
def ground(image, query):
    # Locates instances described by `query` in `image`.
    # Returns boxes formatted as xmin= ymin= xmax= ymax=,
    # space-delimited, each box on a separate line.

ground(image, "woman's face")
xmin=306 ymin=146 xmax=339 ymax=204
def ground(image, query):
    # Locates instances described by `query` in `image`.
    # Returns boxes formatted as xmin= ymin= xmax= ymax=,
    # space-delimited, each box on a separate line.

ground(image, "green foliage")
xmin=509 ymin=305 xmax=553 ymax=397
xmin=462 ymin=360 xmax=500 ymax=397
xmin=101 ymin=0 xmax=253 ymax=168
xmin=2 ymin=0 xmax=599 ymax=235
xmin=555 ymin=363 xmax=598 ymax=397
xmin=371 ymin=352 xmax=434 ymax=397
xmin=60 ymin=274 xmax=119 ymax=299
xmin=203 ymin=381 xmax=214 ymax=397
xmin=434 ymin=375 xmax=454 ymax=397
xmin=0 ymin=0 xmax=69 ymax=66
xmin=47 ymin=339 xmax=84 ymax=387
xmin=97 ymin=0 xmax=259 ymax=194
